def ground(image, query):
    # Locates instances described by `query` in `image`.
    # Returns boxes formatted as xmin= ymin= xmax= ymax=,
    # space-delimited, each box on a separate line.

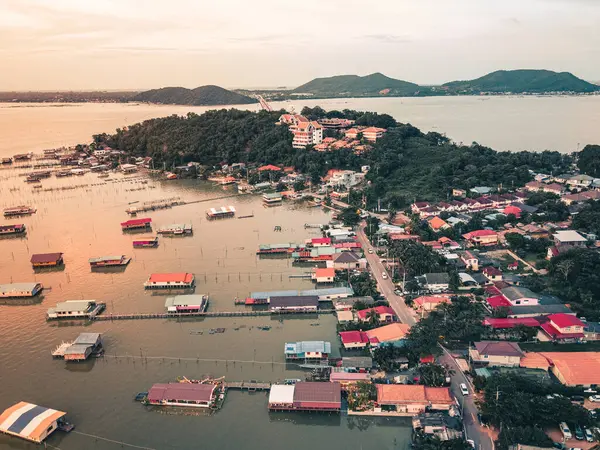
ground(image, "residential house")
xmin=326 ymin=169 xmax=364 ymax=188
xmin=483 ymin=267 xmax=503 ymax=282
xmin=413 ymin=295 xmax=452 ymax=313
xmin=428 ymin=216 xmax=450 ymax=232
xmin=361 ymin=127 xmax=386 ymax=142
xmin=365 ymin=323 xmax=411 ymax=347
xmin=520 ymin=352 xmax=600 ymax=387
xmin=538 ymin=313 xmax=585 ymax=343
xmin=462 ymin=230 xmax=498 ymax=247
xmin=329 ymin=251 xmax=361 ymax=270
xmin=333 ymin=296 xmax=375 ymax=311
xmin=269 ymin=296 xmax=319 ymax=312
xmin=312 ymin=268 xmax=336 ymax=283
xmin=503 ymin=205 xmax=522 ymax=218
xmin=499 ymin=286 xmax=539 ymax=306
xmin=376 ymin=385 xmax=454 ymax=414
xmin=469 ymin=341 xmax=524 ymax=367
xmin=553 ymin=230 xmax=587 ymax=249
xmin=418 ymin=273 xmax=450 ymax=292
xmin=584 ymin=322 xmax=600 ymax=341
xmin=460 ymin=251 xmax=479 ymax=271
xmin=335 ymin=356 xmax=373 ymax=372
xmin=356 ymin=306 xmax=396 ymax=323
xmin=470 ymin=187 xmax=493 ymax=195
xmin=336 ymin=310 xmax=354 ymax=324
xmin=567 ymin=174 xmax=594 ymax=188
xmin=339 ymin=331 xmax=369 ymax=350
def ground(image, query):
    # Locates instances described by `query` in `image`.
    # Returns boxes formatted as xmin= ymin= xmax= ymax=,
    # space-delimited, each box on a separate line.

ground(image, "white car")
xmin=589 ymin=395 xmax=600 ymax=402
xmin=460 ymin=383 xmax=469 ymax=396
xmin=585 ymin=428 xmax=594 ymax=443
xmin=368 ymin=249 xmax=374 ymax=254
xmin=382 ymin=272 xmax=388 ymax=279
xmin=466 ymin=439 xmax=475 ymax=448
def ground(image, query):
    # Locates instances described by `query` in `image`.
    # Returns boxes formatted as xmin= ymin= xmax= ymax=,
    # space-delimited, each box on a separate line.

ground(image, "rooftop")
xmin=473 ymin=341 xmax=523 ymax=357
xmin=285 ymin=341 xmax=331 ymax=354
xmin=553 ymin=230 xmax=587 ymax=243
xmin=376 ymin=385 xmax=453 ymax=405
xmin=147 ymin=383 xmax=216 ymax=403
xmin=164 ymin=295 xmax=206 ymax=307
xmin=314 ymin=268 xmax=335 ymax=279
xmin=365 ymin=323 xmax=411 ymax=344
xmin=548 ymin=313 xmax=584 ymax=328
xmin=0 ymin=402 xmax=66 ymax=443
xmin=340 ymin=356 xmax=373 ymax=368
xmin=339 ymin=330 xmax=369 ymax=345
xmin=51 ymin=300 xmax=96 ymax=313
xmin=147 ymin=273 xmax=194 ymax=283
xmin=30 ymin=252 xmax=63 ymax=264
xmin=270 ymin=295 xmax=319 ymax=308
xmin=293 ymin=382 xmax=341 ymax=404
xmin=268 ymin=384 xmax=295 ymax=405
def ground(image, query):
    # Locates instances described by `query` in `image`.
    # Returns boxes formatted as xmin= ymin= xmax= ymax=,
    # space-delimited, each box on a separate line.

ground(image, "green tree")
xmin=338 ymin=207 xmax=361 ymax=227
xmin=577 ymin=144 xmax=600 ymax=177
xmin=417 ymin=363 xmax=452 ymax=387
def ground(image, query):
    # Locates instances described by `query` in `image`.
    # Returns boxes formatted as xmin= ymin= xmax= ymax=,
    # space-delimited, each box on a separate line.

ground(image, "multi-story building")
xmin=279 ymin=114 xmax=324 ymax=149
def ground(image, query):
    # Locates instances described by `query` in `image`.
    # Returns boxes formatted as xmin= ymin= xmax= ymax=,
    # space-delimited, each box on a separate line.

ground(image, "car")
xmin=584 ymin=388 xmax=598 ymax=394
xmin=460 ymin=383 xmax=469 ymax=396
xmin=368 ymin=249 xmax=374 ymax=254
xmin=466 ymin=439 xmax=475 ymax=448
xmin=575 ymin=425 xmax=585 ymax=441
xmin=568 ymin=448 xmax=583 ymax=450
xmin=382 ymin=272 xmax=388 ymax=279
xmin=585 ymin=428 xmax=594 ymax=443
xmin=571 ymin=396 xmax=585 ymax=405
xmin=394 ymin=289 xmax=402 ymax=295
xmin=560 ymin=422 xmax=572 ymax=440
xmin=552 ymin=443 xmax=565 ymax=450
xmin=589 ymin=395 xmax=600 ymax=402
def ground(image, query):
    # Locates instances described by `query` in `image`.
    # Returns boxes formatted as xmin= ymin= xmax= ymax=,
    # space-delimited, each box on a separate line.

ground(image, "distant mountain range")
xmin=291 ymin=69 xmax=600 ymax=98
xmin=132 ymin=85 xmax=257 ymax=106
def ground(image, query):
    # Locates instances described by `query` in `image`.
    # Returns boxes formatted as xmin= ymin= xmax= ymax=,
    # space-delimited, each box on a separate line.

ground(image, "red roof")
xmin=148 ymin=273 xmax=194 ymax=283
xmin=483 ymin=267 xmax=502 ymax=276
xmin=30 ymin=252 xmax=63 ymax=264
xmin=548 ymin=313 xmax=584 ymax=328
xmin=339 ymin=331 xmax=369 ymax=345
xmin=293 ymin=382 xmax=341 ymax=405
xmin=540 ymin=322 xmax=584 ymax=340
xmin=148 ymin=383 xmax=216 ymax=403
xmin=314 ymin=268 xmax=335 ymax=279
xmin=258 ymin=164 xmax=281 ymax=172
xmin=356 ymin=306 xmax=396 ymax=320
xmin=503 ymin=205 xmax=522 ymax=217
xmin=121 ymin=218 xmax=152 ymax=227
xmin=487 ymin=295 xmax=510 ymax=308
xmin=483 ymin=317 xmax=541 ymax=329
xmin=463 ymin=229 xmax=498 ymax=239
xmin=420 ymin=355 xmax=435 ymax=364
xmin=311 ymin=237 xmax=331 ymax=245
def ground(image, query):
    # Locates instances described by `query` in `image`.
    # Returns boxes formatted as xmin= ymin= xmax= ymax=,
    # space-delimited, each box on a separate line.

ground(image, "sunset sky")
xmin=1 ymin=0 xmax=599 ymax=90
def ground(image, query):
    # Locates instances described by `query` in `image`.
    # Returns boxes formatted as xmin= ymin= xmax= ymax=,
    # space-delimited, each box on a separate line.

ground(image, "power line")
xmin=72 ymin=431 xmax=158 ymax=450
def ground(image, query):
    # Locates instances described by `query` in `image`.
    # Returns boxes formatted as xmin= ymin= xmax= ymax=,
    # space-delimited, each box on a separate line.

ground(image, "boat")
xmin=1 ymin=157 xmax=12 ymax=164
xmin=143 ymin=273 xmax=195 ymax=289
xmin=3 ymin=206 xmax=36 ymax=217
xmin=0 ymin=224 xmax=26 ymax=235
xmin=134 ymin=392 xmax=148 ymax=402
xmin=157 ymin=224 xmax=193 ymax=235
xmin=133 ymin=237 xmax=159 ymax=248
xmin=98 ymin=173 xmax=109 ymax=178
xmin=13 ymin=153 xmax=32 ymax=161
xmin=88 ymin=255 xmax=131 ymax=268
xmin=121 ymin=217 xmax=152 ymax=230
xmin=55 ymin=170 xmax=73 ymax=177
xmin=25 ymin=176 xmax=41 ymax=183
xmin=165 ymin=172 xmax=178 ymax=180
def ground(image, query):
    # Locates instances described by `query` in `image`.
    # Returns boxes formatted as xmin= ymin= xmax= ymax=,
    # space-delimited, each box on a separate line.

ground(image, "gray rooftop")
xmin=251 ymin=287 xmax=353 ymax=300
xmin=0 ymin=283 xmax=40 ymax=294
xmin=73 ymin=333 xmax=101 ymax=345
xmin=64 ymin=344 xmax=93 ymax=355
xmin=51 ymin=300 xmax=96 ymax=313
xmin=341 ymin=356 xmax=373 ymax=368
xmin=500 ymin=286 xmax=538 ymax=302
xmin=285 ymin=341 xmax=332 ymax=354
xmin=424 ymin=273 xmax=450 ymax=285
xmin=165 ymin=295 xmax=207 ymax=308
xmin=509 ymin=304 xmax=572 ymax=316
xmin=474 ymin=341 xmax=523 ymax=357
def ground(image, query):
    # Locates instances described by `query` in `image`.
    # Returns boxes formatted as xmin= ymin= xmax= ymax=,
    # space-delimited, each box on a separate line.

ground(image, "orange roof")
xmin=523 ymin=352 xmax=600 ymax=386
xmin=366 ymin=323 xmax=410 ymax=343
xmin=148 ymin=273 xmax=194 ymax=283
xmin=258 ymin=164 xmax=281 ymax=172
xmin=414 ymin=295 xmax=452 ymax=307
xmin=361 ymin=127 xmax=387 ymax=133
xmin=428 ymin=216 xmax=448 ymax=231
xmin=314 ymin=268 xmax=335 ymax=278
xmin=376 ymin=385 xmax=453 ymax=404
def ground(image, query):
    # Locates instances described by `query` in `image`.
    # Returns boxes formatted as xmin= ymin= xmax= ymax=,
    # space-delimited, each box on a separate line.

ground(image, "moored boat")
xmin=144 ymin=273 xmax=195 ymax=289
xmin=121 ymin=217 xmax=152 ymax=231
xmin=88 ymin=255 xmax=131 ymax=268
xmin=133 ymin=237 xmax=159 ymax=248
xmin=3 ymin=206 xmax=36 ymax=217
xmin=206 ymin=206 xmax=236 ymax=219
xmin=157 ymin=224 xmax=193 ymax=235
xmin=0 ymin=224 xmax=26 ymax=235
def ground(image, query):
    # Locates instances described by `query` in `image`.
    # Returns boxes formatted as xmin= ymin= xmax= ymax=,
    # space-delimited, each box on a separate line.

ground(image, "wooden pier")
xmin=92 ymin=309 xmax=334 ymax=321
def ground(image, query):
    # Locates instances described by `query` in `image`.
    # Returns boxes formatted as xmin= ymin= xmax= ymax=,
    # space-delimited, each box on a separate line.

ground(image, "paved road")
xmin=439 ymin=348 xmax=495 ymax=450
xmin=356 ymin=225 xmax=416 ymax=325
xmin=357 ymin=224 xmax=494 ymax=450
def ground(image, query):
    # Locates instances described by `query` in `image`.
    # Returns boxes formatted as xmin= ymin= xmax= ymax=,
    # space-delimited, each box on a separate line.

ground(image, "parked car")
xmin=589 ymin=395 xmax=600 ymax=402
xmin=382 ymin=272 xmax=388 ymax=279
xmin=552 ymin=443 xmax=565 ymax=450
xmin=368 ymin=249 xmax=374 ymax=254
xmin=575 ymin=425 xmax=585 ymax=441
xmin=460 ymin=383 xmax=469 ymax=396
xmin=466 ymin=439 xmax=475 ymax=448
xmin=560 ymin=422 xmax=572 ymax=440
xmin=585 ymin=428 xmax=594 ymax=443
xmin=571 ymin=396 xmax=585 ymax=405
xmin=394 ymin=289 xmax=402 ymax=295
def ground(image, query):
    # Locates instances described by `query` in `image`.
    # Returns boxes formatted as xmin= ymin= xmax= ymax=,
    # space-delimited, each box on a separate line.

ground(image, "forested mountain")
xmin=132 ymin=85 xmax=257 ymax=106
xmin=442 ymin=69 xmax=600 ymax=93
xmin=293 ymin=73 xmax=420 ymax=96
xmin=93 ymin=108 xmax=573 ymax=208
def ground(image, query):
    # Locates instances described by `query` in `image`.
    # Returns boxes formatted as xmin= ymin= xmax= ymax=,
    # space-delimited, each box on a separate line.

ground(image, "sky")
xmin=1 ymin=0 xmax=599 ymax=90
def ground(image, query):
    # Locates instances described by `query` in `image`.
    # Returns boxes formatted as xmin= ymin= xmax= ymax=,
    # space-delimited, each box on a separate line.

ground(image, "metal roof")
xmin=500 ymin=286 xmax=538 ymax=302
xmin=164 ymin=295 xmax=206 ymax=308
xmin=293 ymin=382 xmax=341 ymax=404
xmin=270 ymin=296 xmax=318 ymax=308
xmin=88 ymin=255 xmax=124 ymax=263
xmin=0 ymin=283 xmax=40 ymax=295
xmin=251 ymin=287 xmax=353 ymax=300
xmin=147 ymin=383 xmax=216 ymax=403
xmin=268 ymin=385 xmax=295 ymax=405
xmin=341 ymin=356 xmax=373 ymax=368
xmin=285 ymin=341 xmax=331 ymax=354
xmin=0 ymin=402 xmax=66 ymax=443
xmin=64 ymin=344 xmax=92 ymax=355
xmin=553 ymin=230 xmax=587 ymax=243
xmin=509 ymin=304 xmax=573 ymax=316
xmin=51 ymin=300 xmax=96 ymax=313
xmin=73 ymin=333 xmax=101 ymax=345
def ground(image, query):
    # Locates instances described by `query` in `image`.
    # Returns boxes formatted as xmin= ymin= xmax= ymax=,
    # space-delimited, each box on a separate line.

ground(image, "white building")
xmin=328 ymin=170 xmax=365 ymax=188
xmin=46 ymin=300 xmax=105 ymax=319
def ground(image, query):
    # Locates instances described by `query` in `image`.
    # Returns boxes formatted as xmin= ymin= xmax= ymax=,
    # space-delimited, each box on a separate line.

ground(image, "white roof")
xmin=0 ymin=283 xmax=40 ymax=294
xmin=459 ymin=272 xmax=477 ymax=284
xmin=553 ymin=230 xmax=587 ymax=243
xmin=337 ymin=310 xmax=354 ymax=322
xmin=268 ymin=384 xmax=295 ymax=405
xmin=52 ymin=300 xmax=95 ymax=312
xmin=165 ymin=295 xmax=206 ymax=307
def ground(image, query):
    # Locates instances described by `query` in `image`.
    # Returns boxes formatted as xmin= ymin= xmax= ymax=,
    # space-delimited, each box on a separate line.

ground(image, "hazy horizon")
xmin=2 ymin=0 xmax=600 ymax=91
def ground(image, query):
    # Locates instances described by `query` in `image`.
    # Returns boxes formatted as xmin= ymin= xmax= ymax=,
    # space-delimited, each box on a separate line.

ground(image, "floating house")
xmin=157 ymin=224 xmax=193 ymax=235
xmin=0 ymin=402 xmax=68 ymax=443
xmin=88 ymin=255 xmax=131 ymax=268
xmin=268 ymin=382 xmax=341 ymax=412
xmin=269 ymin=296 xmax=318 ymax=312
xmin=144 ymin=273 xmax=195 ymax=289
xmin=312 ymin=268 xmax=336 ymax=284
xmin=165 ymin=294 xmax=208 ymax=313
xmin=147 ymin=383 xmax=219 ymax=408
xmin=263 ymin=192 xmax=283 ymax=205
xmin=30 ymin=252 xmax=63 ymax=268
xmin=3 ymin=206 xmax=36 ymax=217
xmin=285 ymin=341 xmax=331 ymax=361
xmin=0 ymin=224 xmax=26 ymax=236
xmin=250 ymin=287 xmax=353 ymax=302
xmin=257 ymin=243 xmax=306 ymax=255
xmin=121 ymin=218 xmax=152 ymax=231
xmin=63 ymin=333 xmax=103 ymax=361
xmin=206 ymin=206 xmax=236 ymax=219
xmin=0 ymin=282 xmax=43 ymax=298
xmin=133 ymin=237 xmax=159 ymax=248
xmin=46 ymin=300 xmax=106 ymax=320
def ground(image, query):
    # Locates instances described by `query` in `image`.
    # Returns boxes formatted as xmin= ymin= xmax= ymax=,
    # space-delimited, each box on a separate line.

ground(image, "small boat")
xmin=26 ymin=176 xmax=41 ymax=183
xmin=98 ymin=173 xmax=109 ymax=178
xmin=1 ymin=157 xmax=12 ymax=164
xmin=89 ymin=255 xmax=131 ymax=268
xmin=133 ymin=237 xmax=159 ymax=248
xmin=3 ymin=206 xmax=36 ymax=217
xmin=57 ymin=420 xmax=75 ymax=433
xmin=134 ymin=392 xmax=148 ymax=402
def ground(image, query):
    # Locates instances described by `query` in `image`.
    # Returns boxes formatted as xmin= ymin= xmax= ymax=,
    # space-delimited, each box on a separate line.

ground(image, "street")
xmin=356 ymin=224 xmax=494 ymax=450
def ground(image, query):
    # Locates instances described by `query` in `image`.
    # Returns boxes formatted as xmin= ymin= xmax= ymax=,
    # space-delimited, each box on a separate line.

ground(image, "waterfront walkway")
xmin=91 ymin=309 xmax=334 ymax=321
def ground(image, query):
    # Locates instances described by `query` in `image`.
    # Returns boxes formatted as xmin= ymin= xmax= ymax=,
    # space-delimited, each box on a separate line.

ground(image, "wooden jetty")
xmin=92 ymin=309 xmax=335 ymax=321
xmin=224 ymin=381 xmax=271 ymax=391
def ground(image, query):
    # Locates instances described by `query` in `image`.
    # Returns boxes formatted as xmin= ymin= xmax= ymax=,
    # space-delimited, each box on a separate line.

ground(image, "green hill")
xmin=293 ymin=73 xmax=420 ymax=97
xmin=442 ymin=69 xmax=600 ymax=94
xmin=133 ymin=85 xmax=257 ymax=106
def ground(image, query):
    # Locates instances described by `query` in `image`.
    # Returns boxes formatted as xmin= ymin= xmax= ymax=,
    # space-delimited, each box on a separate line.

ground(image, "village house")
xmin=547 ymin=229 xmax=588 ymax=259
xmin=326 ymin=169 xmax=365 ymax=188
xmin=427 ymin=216 xmax=450 ymax=232
xmin=469 ymin=341 xmax=524 ymax=367
xmin=460 ymin=251 xmax=479 ymax=271
xmin=360 ymin=127 xmax=387 ymax=142
xmin=483 ymin=266 xmax=503 ymax=282
xmin=567 ymin=174 xmax=594 ymax=188
xmin=339 ymin=331 xmax=369 ymax=350
xmin=376 ymin=385 xmax=454 ymax=414
xmin=356 ymin=306 xmax=397 ymax=323
xmin=312 ymin=268 xmax=336 ymax=284
xmin=520 ymin=352 xmax=600 ymax=388
xmin=538 ymin=313 xmax=585 ymax=343
xmin=365 ymin=323 xmax=411 ymax=347
xmin=462 ymin=230 xmax=498 ymax=247
xmin=417 ymin=273 xmax=450 ymax=292
xmin=329 ymin=251 xmax=362 ymax=270
xmin=413 ymin=295 xmax=452 ymax=313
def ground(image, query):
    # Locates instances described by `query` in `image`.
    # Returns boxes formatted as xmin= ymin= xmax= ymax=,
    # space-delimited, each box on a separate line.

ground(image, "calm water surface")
xmin=0 ymin=171 xmax=412 ymax=450
xmin=1 ymin=95 xmax=600 ymax=157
